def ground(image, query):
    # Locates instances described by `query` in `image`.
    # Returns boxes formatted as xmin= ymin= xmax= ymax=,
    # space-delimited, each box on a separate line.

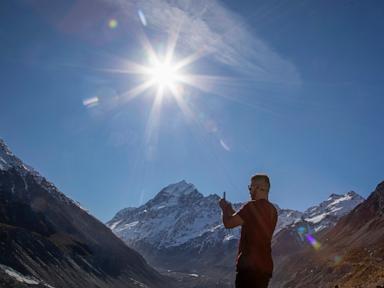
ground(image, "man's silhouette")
xmin=219 ymin=174 xmax=278 ymax=288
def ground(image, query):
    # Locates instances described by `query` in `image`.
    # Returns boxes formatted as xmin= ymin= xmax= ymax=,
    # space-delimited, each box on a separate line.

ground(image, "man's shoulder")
xmin=251 ymin=200 xmax=278 ymax=213
xmin=250 ymin=199 xmax=274 ymax=206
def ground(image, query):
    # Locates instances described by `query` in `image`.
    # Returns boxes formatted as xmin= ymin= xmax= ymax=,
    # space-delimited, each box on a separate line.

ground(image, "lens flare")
xmin=297 ymin=226 xmax=306 ymax=234
xmin=138 ymin=10 xmax=147 ymax=26
xmin=297 ymin=226 xmax=308 ymax=241
xmin=83 ymin=97 xmax=99 ymax=108
xmin=108 ymin=19 xmax=118 ymax=29
xmin=334 ymin=255 xmax=342 ymax=264
xmin=305 ymin=234 xmax=321 ymax=250
xmin=220 ymin=139 xmax=230 ymax=151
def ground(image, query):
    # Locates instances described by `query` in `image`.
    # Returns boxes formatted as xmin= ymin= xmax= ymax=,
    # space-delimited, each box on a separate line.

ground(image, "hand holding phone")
xmin=219 ymin=191 xmax=229 ymax=211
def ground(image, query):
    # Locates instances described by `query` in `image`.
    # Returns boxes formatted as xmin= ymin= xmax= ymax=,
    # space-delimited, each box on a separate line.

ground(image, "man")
xmin=219 ymin=174 xmax=278 ymax=288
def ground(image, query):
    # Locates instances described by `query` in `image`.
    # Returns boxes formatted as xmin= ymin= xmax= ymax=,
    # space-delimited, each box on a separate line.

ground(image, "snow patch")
xmin=305 ymin=213 xmax=326 ymax=224
xmin=223 ymin=234 xmax=236 ymax=241
xmin=129 ymin=277 xmax=147 ymax=288
xmin=109 ymin=220 xmax=122 ymax=230
xmin=0 ymin=264 xmax=54 ymax=287
xmin=124 ymin=221 xmax=139 ymax=229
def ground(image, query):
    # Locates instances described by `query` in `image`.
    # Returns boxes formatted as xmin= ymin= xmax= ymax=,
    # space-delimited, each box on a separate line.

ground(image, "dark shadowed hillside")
xmin=0 ymin=139 xmax=174 ymax=288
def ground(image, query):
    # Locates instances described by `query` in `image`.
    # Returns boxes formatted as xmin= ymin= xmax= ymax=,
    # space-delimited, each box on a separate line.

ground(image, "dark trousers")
xmin=235 ymin=269 xmax=271 ymax=288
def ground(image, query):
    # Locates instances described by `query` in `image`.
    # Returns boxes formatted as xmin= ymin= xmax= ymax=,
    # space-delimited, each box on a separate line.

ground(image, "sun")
xmin=104 ymin=30 xmax=215 ymax=105
xmin=148 ymin=61 xmax=181 ymax=90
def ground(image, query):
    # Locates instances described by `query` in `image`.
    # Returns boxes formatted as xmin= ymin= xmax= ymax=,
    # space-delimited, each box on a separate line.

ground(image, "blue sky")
xmin=1 ymin=0 xmax=383 ymax=222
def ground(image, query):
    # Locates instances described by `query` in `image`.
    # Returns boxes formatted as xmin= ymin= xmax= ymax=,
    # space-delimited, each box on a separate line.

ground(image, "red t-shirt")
xmin=236 ymin=199 xmax=278 ymax=275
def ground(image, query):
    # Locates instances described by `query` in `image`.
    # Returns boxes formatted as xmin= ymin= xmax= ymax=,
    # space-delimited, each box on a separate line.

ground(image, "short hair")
xmin=251 ymin=173 xmax=270 ymax=192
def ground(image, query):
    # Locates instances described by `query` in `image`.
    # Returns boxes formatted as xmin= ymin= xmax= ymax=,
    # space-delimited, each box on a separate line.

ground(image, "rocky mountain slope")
xmin=0 ymin=139 xmax=173 ymax=288
xmin=270 ymin=181 xmax=384 ymax=288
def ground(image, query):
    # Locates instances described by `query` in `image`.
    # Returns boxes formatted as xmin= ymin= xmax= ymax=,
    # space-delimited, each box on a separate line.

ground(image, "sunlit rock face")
xmin=0 ymin=139 xmax=172 ymax=288
xmin=108 ymin=179 xmax=364 ymax=287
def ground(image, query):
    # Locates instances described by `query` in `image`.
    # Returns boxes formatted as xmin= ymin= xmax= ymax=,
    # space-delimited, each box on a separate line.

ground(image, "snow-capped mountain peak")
xmin=147 ymin=180 xmax=202 ymax=208
xmin=108 ymin=181 xmax=306 ymax=250
xmin=160 ymin=180 xmax=198 ymax=197
xmin=0 ymin=139 xmax=32 ymax=172
xmin=107 ymin=181 xmax=220 ymax=248
xmin=303 ymin=190 xmax=365 ymax=231
xmin=326 ymin=191 xmax=359 ymax=202
xmin=108 ymin=182 xmax=365 ymax=253
xmin=0 ymin=138 xmax=87 ymax=210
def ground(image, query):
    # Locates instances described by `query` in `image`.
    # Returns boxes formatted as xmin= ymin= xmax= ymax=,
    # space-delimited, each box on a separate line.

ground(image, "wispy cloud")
xmin=106 ymin=0 xmax=301 ymax=86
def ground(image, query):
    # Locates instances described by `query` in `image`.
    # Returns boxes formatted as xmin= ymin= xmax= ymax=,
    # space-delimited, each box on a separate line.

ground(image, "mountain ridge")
xmin=109 ymin=179 xmax=365 ymax=241
xmin=0 ymin=138 xmax=174 ymax=288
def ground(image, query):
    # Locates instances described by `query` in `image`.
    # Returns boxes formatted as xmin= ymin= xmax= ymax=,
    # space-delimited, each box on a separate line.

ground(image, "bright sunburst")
xmin=111 ymin=32 xmax=207 ymax=110
xmin=147 ymin=60 xmax=181 ymax=90
xmin=93 ymin=24 xmax=235 ymax=148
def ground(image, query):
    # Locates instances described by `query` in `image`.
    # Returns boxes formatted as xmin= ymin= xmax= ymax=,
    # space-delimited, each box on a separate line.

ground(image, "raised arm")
xmin=219 ymin=199 xmax=244 ymax=228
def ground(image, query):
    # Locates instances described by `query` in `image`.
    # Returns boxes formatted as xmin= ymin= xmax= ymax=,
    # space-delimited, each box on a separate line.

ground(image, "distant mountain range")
xmin=0 ymin=139 xmax=174 ymax=288
xmin=108 ymin=180 xmax=364 ymax=248
xmin=107 ymin=179 xmax=369 ymax=287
